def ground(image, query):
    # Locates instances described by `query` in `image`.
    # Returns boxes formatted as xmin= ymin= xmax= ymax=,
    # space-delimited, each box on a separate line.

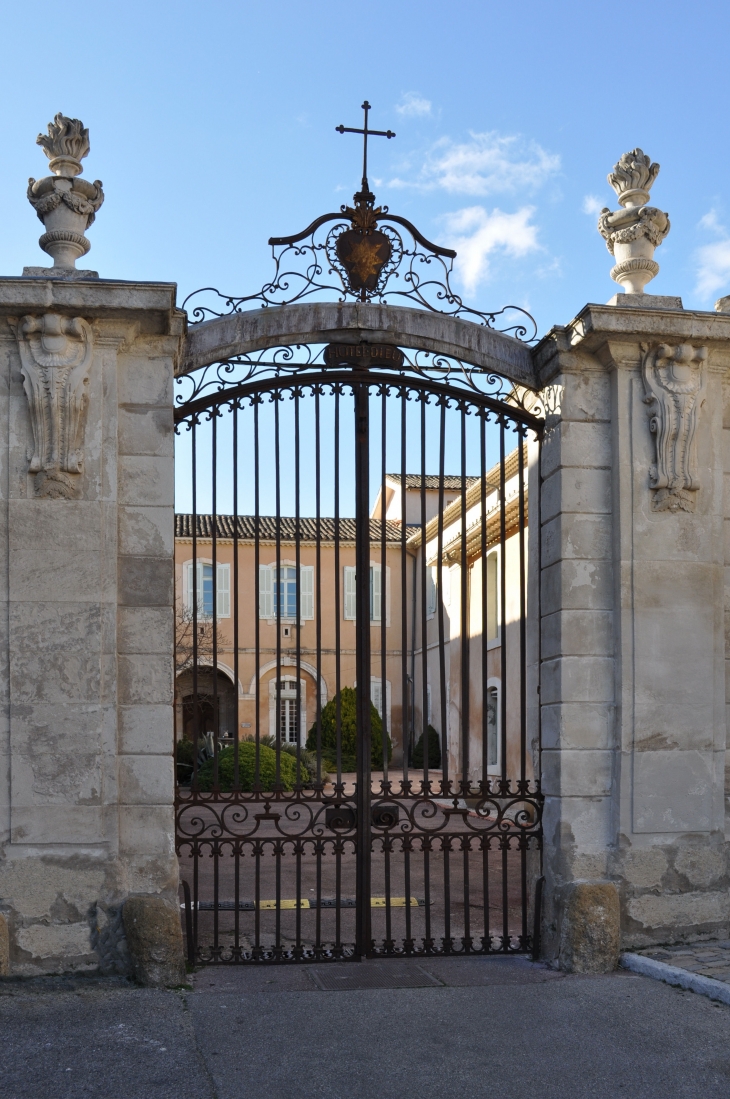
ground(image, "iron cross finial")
xmin=336 ymin=101 xmax=395 ymax=198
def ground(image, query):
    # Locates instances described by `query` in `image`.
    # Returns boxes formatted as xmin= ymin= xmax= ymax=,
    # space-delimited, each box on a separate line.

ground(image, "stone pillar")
xmin=535 ymin=297 xmax=730 ymax=969
xmin=0 ymin=276 xmax=184 ymax=976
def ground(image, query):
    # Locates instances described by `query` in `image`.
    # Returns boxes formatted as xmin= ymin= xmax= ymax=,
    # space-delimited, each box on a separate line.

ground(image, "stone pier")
xmin=0 ymin=276 xmax=184 ymax=977
xmin=536 ymin=296 xmax=730 ymax=969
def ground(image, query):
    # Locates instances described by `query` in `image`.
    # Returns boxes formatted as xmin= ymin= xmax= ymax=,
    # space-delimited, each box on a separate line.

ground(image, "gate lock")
xmin=371 ymin=805 xmax=400 ymax=828
xmin=325 ymin=806 xmax=356 ymax=830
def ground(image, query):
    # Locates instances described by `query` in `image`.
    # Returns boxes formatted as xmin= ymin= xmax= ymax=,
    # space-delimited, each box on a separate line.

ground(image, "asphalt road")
xmin=2 ymin=957 xmax=730 ymax=1098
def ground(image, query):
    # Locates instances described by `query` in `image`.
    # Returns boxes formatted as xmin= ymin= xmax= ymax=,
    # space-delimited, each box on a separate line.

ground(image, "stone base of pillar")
xmin=122 ymin=897 xmax=186 ymax=988
xmin=558 ymin=882 xmax=620 ymax=973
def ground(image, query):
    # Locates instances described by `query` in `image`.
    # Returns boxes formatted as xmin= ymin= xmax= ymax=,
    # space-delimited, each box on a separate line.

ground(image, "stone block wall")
xmin=535 ymin=301 xmax=730 ymax=965
xmin=0 ymin=277 xmax=184 ymax=976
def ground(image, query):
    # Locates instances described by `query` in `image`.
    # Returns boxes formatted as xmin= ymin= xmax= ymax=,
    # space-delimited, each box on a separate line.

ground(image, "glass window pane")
xmin=202 ymin=563 xmax=214 ymax=617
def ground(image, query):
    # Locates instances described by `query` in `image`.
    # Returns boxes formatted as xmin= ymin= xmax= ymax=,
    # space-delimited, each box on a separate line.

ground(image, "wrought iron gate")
xmin=174 ymin=102 xmax=543 ymax=964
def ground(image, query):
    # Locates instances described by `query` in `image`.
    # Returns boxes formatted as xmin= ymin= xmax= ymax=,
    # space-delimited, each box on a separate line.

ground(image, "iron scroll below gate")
xmin=174 ymin=340 xmax=544 ymax=965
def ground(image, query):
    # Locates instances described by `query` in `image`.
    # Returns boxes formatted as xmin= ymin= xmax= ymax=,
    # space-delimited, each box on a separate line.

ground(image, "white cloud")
xmin=391 ymin=131 xmax=560 ymax=196
xmin=695 ymin=208 xmax=730 ymax=298
xmin=582 ymin=194 xmax=604 ymax=216
xmin=695 ymin=240 xmax=730 ymax=298
xmin=443 ymin=205 xmax=541 ymax=292
xmin=395 ymin=92 xmax=432 ymax=117
xmin=699 ymin=208 xmax=723 ymax=233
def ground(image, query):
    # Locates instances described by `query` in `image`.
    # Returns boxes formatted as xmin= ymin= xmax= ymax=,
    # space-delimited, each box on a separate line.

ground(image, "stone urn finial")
xmin=26 ymin=113 xmax=104 ymax=272
xmin=598 ymin=148 xmax=669 ymax=294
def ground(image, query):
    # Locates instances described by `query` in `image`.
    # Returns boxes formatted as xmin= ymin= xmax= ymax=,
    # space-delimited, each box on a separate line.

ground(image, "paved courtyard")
xmin=2 ymin=956 xmax=730 ymax=1098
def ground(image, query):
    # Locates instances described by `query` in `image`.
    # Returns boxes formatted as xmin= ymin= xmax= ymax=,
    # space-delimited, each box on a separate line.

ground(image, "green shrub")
xmin=195 ymin=742 xmax=301 ymax=792
xmin=176 ymin=738 xmax=195 ymax=767
xmin=306 ymin=686 xmax=391 ymax=768
xmin=413 ymin=725 xmax=442 ymax=769
xmin=246 ymin=734 xmax=321 ymax=784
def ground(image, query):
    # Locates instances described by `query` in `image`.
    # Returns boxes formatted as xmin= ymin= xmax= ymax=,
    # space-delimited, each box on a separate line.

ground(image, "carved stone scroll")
xmin=641 ymin=342 xmax=707 ymax=512
xmin=14 ymin=313 xmax=94 ymax=498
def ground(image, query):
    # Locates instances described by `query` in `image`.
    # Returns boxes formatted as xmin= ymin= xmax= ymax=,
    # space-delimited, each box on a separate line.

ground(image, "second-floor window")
xmin=343 ymin=565 xmax=390 ymax=623
xmin=258 ymin=565 xmax=314 ymax=620
xmin=183 ymin=561 xmax=230 ymax=618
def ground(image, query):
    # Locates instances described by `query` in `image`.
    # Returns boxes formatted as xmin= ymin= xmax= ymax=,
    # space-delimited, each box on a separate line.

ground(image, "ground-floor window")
xmin=487 ymin=679 xmax=500 ymax=770
xmin=268 ymin=675 xmax=307 ymax=745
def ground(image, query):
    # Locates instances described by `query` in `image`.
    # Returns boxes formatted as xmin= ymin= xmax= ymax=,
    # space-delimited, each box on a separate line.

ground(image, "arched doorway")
xmin=176 ymin=667 xmax=237 ymax=741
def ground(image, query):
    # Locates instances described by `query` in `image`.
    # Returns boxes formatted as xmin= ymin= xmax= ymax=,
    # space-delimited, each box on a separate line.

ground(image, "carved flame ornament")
xmin=13 ymin=314 xmax=94 ymax=499
xmin=641 ymin=342 xmax=707 ymax=512
xmin=598 ymin=148 xmax=670 ymax=294
xmin=27 ymin=113 xmax=104 ymax=271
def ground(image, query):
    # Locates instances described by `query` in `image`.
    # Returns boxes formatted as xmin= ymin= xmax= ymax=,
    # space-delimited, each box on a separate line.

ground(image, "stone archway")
xmin=179 ymin=301 xmax=537 ymax=387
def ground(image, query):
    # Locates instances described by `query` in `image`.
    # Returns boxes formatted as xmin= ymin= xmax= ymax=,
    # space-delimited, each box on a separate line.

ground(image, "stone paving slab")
xmin=637 ymin=941 xmax=730 ymax=983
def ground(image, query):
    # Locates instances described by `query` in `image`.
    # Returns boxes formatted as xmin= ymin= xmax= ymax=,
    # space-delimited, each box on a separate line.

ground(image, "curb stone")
xmin=620 ymin=951 xmax=730 ymax=1007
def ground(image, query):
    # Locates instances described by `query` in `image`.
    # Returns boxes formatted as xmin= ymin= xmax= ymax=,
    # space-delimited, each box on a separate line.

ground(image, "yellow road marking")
xmin=371 ymin=897 xmax=420 ymax=908
xmin=258 ymin=899 xmax=310 ymax=909
xmin=256 ymin=897 xmax=420 ymax=909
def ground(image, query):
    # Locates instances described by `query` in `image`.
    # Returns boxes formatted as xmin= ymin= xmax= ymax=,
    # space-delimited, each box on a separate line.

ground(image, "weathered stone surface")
xmin=0 ymin=276 xmax=181 ymax=975
xmin=119 ymin=704 xmax=173 ymax=754
xmin=118 ymin=557 xmax=173 ymax=607
xmin=118 ymin=405 xmax=174 ymax=457
xmin=118 ymin=456 xmax=174 ymax=507
xmin=559 ymin=882 xmax=620 ymax=973
xmin=181 ymin=302 xmax=536 ymax=386
xmin=0 ymin=912 xmax=9 ymax=976
xmin=119 ymin=506 xmax=174 ymax=557
xmin=118 ymin=654 xmax=173 ymax=705
xmin=118 ymin=607 xmax=174 ymax=655
xmin=122 ymin=896 xmax=185 ymax=987
xmin=541 ymin=467 xmax=612 ymax=522
xmin=627 ymin=890 xmax=730 ymax=933
xmin=620 ymin=847 xmax=668 ymax=889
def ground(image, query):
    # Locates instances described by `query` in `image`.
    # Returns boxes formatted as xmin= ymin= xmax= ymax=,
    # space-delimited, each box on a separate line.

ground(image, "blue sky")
xmin=2 ymin=0 xmax=730 ymax=336
xmin=2 ymin=0 xmax=728 ymax=514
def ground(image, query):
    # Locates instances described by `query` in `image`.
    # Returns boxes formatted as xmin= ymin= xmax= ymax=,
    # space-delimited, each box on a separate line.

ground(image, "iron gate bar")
xmin=354 ymin=376 xmax=372 ymax=959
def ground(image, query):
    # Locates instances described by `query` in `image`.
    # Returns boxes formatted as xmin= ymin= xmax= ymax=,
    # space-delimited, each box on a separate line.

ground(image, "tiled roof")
xmin=385 ymin=474 xmax=480 ymax=489
xmin=175 ymin=514 xmax=418 ymax=543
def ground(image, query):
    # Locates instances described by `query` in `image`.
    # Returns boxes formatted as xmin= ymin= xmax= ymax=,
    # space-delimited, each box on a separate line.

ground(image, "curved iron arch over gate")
xmin=174 ymin=105 xmax=544 ymax=964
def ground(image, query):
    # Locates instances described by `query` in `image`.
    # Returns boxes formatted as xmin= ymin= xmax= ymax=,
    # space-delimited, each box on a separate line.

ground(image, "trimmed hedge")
xmin=195 ymin=741 xmax=300 ymax=792
xmin=306 ymin=686 xmax=391 ymax=769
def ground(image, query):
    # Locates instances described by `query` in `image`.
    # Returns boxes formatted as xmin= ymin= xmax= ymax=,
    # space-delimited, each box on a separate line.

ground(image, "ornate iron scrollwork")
xmin=173 ymin=344 xmax=546 ymax=423
xmin=182 ymin=186 xmax=537 ymax=343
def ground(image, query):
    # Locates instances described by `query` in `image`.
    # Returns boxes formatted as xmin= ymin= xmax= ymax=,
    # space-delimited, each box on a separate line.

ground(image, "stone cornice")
xmin=532 ymin=303 xmax=730 ymax=385
xmin=0 ymin=278 xmax=184 ymax=336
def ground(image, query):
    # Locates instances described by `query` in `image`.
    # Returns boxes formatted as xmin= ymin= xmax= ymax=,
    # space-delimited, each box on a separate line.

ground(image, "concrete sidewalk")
xmin=2 ymin=957 xmax=730 ymax=1098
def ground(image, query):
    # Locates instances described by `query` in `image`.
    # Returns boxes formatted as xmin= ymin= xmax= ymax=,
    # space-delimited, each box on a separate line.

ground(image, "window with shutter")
xmin=300 ymin=566 xmax=314 ymax=620
xmin=217 ymin=563 xmax=230 ymax=618
xmin=183 ymin=561 xmax=192 ymax=612
xmin=426 ymin=565 xmax=437 ymax=617
xmin=183 ymin=561 xmax=216 ymax=617
xmin=487 ymin=551 xmax=499 ymax=641
xmin=370 ymin=677 xmax=392 ymax=730
xmin=344 ymin=566 xmax=357 ymax=620
xmin=259 ymin=564 xmax=273 ymax=618
xmin=370 ymin=564 xmax=381 ymax=622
